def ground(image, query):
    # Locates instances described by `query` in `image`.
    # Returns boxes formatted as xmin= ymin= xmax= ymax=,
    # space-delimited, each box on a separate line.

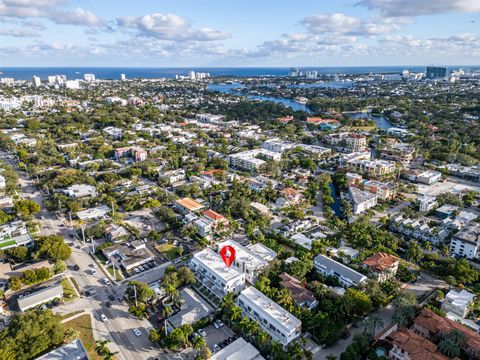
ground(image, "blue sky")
xmin=0 ymin=0 xmax=479 ymax=66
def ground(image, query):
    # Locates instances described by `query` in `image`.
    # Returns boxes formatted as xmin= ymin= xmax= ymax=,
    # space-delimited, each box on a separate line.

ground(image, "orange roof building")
xmin=277 ymin=115 xmax=294 ymax=123
xmin=174 ymin=197 xmax=204 ymax=214
xmin=306 ymin=117 xmax=340 ymax=124
xmin=279 ymin=273 xmax=318 ymax=309
xmin=202 ymin=209 xmax=227 ymax=223
xmin=413 ymin=308 xmax=480 ymax=359
xmin=363 ymin=252 xmax=399 ymax=282
xmin=388 ymin=328 xmax=449 ymax=360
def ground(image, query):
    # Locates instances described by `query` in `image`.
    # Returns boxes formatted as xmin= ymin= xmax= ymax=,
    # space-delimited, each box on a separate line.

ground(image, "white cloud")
xmin=301 ymin=13 xmax=360 ymax=34
xmin=117 ymin=13 xmax=231 ymax=41
xmin=0 ymin=0 xmax=103 ymax=26
xmin=52 ymin=7 xmax=102 ymax=26
xmin=0 ymin=27 xmax=40 ymax=37
xmin=358 ymin=0 xmax=480 ymax=16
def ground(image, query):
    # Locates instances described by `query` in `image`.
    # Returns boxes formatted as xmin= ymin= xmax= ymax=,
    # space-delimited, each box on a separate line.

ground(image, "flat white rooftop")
xmin=217 ymin=240 xmax=267 ymax=269
xmin=239 ymin=286 xmax=301 ymax=334
xmin=211 ymin=337 xmax=265 ymax=360
xmin=246 ymin=243 xmax=277 ymax=262
xmin=192 ymin=248 xmax=244 ymax=282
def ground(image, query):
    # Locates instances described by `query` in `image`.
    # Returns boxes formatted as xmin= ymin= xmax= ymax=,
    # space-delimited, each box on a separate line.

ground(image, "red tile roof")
xmin=363 ymin=252 xmax=399 ymax=272
xmin=389 ymin=328 xmax=449 ymax=360
xmin=175 ymin=198 xmax=203 ymax=211
xmin=280 ymin=187 xmax=299 ymax=198
xmin=202 ymin=209 xmax=226 ymax=222
xmin=279 ymin=273 xmax=316 ymax=307
xmin=414 ymin=308 xmax=480 ymax=353
xmin=306 ymin=117 xmax=340 ymax=124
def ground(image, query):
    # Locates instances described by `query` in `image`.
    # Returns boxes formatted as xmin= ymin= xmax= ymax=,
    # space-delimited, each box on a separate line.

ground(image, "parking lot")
xmin=201 ymin=323 xmax=236 ymax=353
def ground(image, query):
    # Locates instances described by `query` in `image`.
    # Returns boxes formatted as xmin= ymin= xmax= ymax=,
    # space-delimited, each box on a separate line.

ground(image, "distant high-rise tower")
xmin=32 ymin=75 xmax=41 ymax=87
xmin=84 ymin=73 xmax=96 ymax=82
xmin=289 ymin=67 xmax=300 ymax=77
xmin=120 ymin=73 xmax=126 ymax=81
xmin=426 ymin=66 xmax=448 ymax=79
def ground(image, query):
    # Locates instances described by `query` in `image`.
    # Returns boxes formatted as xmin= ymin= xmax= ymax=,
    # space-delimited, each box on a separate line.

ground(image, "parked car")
xmin=105 ymin=302 xmax=112 ymax=308
xmin=133 ymin=328 xmax=142 ymax=337
xmin=101 ymin=314 xmax=107 ymax=322
xmin=215 ymin=319 xmax=224 ymax=328
xmin=138 ymin=265 xmax=145 ymax=271
xmin=213 ymin=344 xmax=221 ymax=353
xmin=213 ymin=321 xmax=220 ymax=329
xmin=108 ymin=294 xmax=115 ymax=301
xmin=134 ymin=268 xmax=140 ymax=274
xmin=198 ymin=329 xmax=206 ymax=337
xmin=103 ymin=278 xmax=111 ymax=285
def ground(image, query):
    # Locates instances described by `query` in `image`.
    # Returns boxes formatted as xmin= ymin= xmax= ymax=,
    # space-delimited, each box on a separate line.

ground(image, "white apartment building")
xmin=189 ymin=248 xmax=246 ymax=299
xmin=63 ymin=184 xmax=96 ymax=199
xmin=416 ymin=170 xmax=442 ymax=185
xmin=449 ymin=223 xmax=480 ymax=259
xmin=349 ymin=187 xmax=378 ymax=214
xmin=237 ymin=286 xmax=301 ymax=346
xmin=159 ymin=169 xmax=186 ymax=185
xmin=216 ymin=240 xmax=272 ymax=284
xmin=326 ymin=133 xmax=367 ymax=153
xmin=442 ymin=289 xmax=475 ymax=318
xmin=390 ymin=215 xmax=449 ymax=245
xmin=346 ymin=159 xmax=396 ymax=177
xmin=314 ymin=254 xmax=367 ymax=288
xmin=48 ymin=75 xmax=66 ymax=85
xmin=83 ymin=73 xmax=96 ymax=82
xmin=0 ymin=97 xmax=21 ymax=110
xmin=65 ymin=80 xmax=80 ymax=89
xmin=261 ymin=138 xmax=295 ymax=153
xmin=0 ymin=78 xmax=14 ymax=85
xmin=418 ymin=195 xmax=438 ymax=212
xmin=228 ymin=149 xmax=281 ymax=172
xmin=32 ymin=76 xmax=41 ymax=87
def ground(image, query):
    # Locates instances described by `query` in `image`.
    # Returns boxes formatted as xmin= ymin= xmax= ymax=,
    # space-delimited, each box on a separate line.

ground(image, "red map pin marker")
xmin=220 ymin=245 xmax=236 ymax=268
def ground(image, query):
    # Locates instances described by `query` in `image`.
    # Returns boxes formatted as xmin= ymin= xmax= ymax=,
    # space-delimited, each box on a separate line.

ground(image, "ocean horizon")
xmin=1 ymin=65 xmax=479 ymax=81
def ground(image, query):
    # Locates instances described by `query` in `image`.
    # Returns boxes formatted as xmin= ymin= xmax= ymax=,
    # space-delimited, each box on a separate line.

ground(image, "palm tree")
xmin=247 ymin=319 xmax=260 ymax=339
xmin=438 ymin=330 xmax=466 ymax=358
xmin=276 ymin=288 xmax=293 ymax=310
xmin=95 ymin=339 xmax=111 ymax=356
xmin=256 ymin=331 xmax=270 ymax=349
xmin=362 ymin=314 xmax=385 ymax=336
xmin=162 ymin=306 xmax=173 ymax=336
xmin=104 ymin=351 xmax=119 ymax=360
xmin=239 ymin=317 xmax=250 ymax=333
xmin=192 ymin=335 xmax=206 ymax=351
xmin=230 ymin=306 xmax=242 ymax=324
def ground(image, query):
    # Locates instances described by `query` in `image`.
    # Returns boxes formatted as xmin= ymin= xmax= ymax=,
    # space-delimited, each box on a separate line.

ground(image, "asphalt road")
xmin=313 ymin=271 xmax=447 ymax=359
xmin=2 ymin=154 xmax=172 ymax=360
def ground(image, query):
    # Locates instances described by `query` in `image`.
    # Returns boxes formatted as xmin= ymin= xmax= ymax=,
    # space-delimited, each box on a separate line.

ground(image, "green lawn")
xmin=156 ymin=243 xmax=181 ymax=260
xmin=63 ymin=314 xmax=102 ymax=360
xmin=61 ymin=278 xmax=78 ymax=302
xmin=107 ymin=266 xmax=123 ymax=281
xmin=0 ymin=238 xmax=16 ymax=249
xmin=61 ymin=310 xmax=84 ymax=320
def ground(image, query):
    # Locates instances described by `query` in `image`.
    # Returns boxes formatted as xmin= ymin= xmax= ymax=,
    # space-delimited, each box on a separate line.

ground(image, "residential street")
xmin=313 ymin=271 xmax=447 ymax=359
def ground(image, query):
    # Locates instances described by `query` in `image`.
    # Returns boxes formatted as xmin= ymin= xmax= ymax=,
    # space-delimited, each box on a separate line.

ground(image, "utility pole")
xmin=112 ymin=260 xmax=117 ymax=281
xmin=81 ymin=225 xmax=86 ymax=245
